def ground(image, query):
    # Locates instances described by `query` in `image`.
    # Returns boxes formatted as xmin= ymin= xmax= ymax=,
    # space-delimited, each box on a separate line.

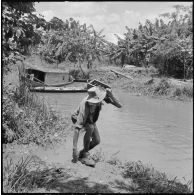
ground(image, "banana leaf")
xmin=111 ymin=51 xmax=123 ymax=60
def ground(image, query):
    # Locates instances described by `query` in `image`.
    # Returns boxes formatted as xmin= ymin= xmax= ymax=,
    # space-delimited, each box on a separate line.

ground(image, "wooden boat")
xmin=30 ymin=79 xmax=113 ymax=93
xmin=25 ymin=67 xmax=88 ymax=93
xmin=30 ymin=79 xmax=111 ymax=93
xmin=30 ymin=86 xmax=87 ymax=93
xmin=24 ymin=67 xmax=111 ymax=93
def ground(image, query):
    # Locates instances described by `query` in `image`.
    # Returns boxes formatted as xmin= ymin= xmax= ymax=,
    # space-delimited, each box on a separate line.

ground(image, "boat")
xmin=24 ymin=66 xmax=88 ymax=93
xmin=24 ymin=66 xmax=111 ymax=93
xmin=30 ymin=86 xmax=87 ymax=93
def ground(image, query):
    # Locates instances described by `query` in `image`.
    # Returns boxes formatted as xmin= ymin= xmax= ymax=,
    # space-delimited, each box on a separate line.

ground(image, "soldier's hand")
xmin=106 ymin=88 xmax=113 ymax=98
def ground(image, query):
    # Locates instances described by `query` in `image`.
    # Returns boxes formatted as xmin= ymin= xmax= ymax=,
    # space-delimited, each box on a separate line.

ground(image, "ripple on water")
xmin=35 ymin=92 xmax=193 ymax=181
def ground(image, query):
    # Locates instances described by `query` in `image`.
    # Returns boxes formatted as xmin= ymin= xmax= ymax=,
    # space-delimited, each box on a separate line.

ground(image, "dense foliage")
xmin=38 ymin=17 xmax=111 ymax=69
xmin=112 ymin=4 xmax=193 ymax=79
xmin=3 ymin=81 xmax=69 ymax=145
xmin=2 ymin=2 xmax=65 ymax=144
xmin=3 ymin=2 xmax=193 ymax=78
xmin=2 ymin=1 xmax=47 ymax=73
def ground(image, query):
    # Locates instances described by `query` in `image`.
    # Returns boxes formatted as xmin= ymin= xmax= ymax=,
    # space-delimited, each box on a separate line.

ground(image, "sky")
xmin=34 ymin=1 xmax=192 ymax=43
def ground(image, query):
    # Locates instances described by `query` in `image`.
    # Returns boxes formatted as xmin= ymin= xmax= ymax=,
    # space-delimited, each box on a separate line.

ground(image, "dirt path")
xmin=31 ymin=137 xmax=133 ymax=193
xmin=30 ymin=160 xmax=133 ymax=193
xmin=4 ymin=135 xmax=134 ymax=193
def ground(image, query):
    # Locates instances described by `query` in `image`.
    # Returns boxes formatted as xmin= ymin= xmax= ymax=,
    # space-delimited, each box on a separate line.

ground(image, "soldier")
xmin=71 ymin=86 xmax=122 ymax=167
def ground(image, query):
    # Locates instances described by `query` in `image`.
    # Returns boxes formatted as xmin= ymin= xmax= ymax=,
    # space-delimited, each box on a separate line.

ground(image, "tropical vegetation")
xmin=3 ymin=2 xmax=192 ymax=78
xmin=2 ymin=2 xmax=193 ymax=193
xmin=111 ymin=5 xmax=193 ymax=79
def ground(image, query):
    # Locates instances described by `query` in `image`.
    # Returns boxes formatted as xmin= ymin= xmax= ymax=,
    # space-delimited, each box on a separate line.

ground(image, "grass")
xmin=3 ymin=151 xmax=192 ymax=193
xmin=3 ymin=154 xmax=69 ymax=193
xmin=171 ymin=84 xmax=193 ymax=100
xmin=3 ymin=74 xmax=71 ymax=146
xmin=91 ymin=148 xmax=106 ymax=163
xmin=122 ymin=161 xmax=192 ymax=193
xmin=91 ymin=149 xmax=192 ymax=193
xmin=90 ymin=67 xmax=193 ymax=101
xmin=107 ymin=158 xmax=192 ymax=193
xmin=3 ymin=155 xmax=40 ymax=193
xmin=153 ymin=78 xmax=171 ymax=95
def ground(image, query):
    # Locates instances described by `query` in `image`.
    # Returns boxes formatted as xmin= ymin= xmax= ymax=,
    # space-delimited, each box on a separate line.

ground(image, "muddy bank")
xmin=89 ymin=66 xmax=193 ymax=102
xmin=3 ymin=136 xmax=192 ymax=193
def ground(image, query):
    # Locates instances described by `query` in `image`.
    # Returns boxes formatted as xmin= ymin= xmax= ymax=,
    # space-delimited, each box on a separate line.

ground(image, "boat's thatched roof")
xmin=25 ymin=65 xmax=69 ymax=74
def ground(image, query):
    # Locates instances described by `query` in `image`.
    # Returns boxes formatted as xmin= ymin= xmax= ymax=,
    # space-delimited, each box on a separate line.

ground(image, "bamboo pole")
xmin=110 ymin=69 xmax=133 ymax=80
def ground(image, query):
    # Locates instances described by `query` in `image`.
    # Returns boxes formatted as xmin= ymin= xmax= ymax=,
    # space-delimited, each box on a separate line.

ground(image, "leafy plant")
xmin=123 ymin=161 xmax=192 ymax=193
xmin=39 ymin=17 xmax=109 ymax=70
xmin=2 ymin=2 xmax=47 ymax=73
xmin=111 ymin=4 xmax=193 ymax=78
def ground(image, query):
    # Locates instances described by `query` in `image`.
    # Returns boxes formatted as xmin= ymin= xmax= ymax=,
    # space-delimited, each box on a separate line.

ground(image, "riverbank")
xmin=3 ymin=56 xmax=193 ymax=193
xmin=89 ymin=66 xmax=193 ymax=102
xmin=24 ymin=54 xmax=193 ymax=102
xmin=3 ymin=135 xmax=192 ymax=193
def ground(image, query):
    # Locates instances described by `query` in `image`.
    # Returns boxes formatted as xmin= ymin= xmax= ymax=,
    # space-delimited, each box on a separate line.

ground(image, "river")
xmin=35 ymin=91 xmax=193 ymax=181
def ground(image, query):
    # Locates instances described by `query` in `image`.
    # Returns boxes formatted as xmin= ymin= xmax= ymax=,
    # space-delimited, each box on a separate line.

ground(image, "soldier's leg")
xmin=89 ymin=123 xmax=100 ymax=150
xmin=83 ymin=124 xmax=95 ymax=153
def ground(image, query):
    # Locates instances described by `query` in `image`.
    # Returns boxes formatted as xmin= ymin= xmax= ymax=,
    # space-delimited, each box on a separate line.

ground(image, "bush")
xmin=69 ymin=68 xmax=89 ymax=79
xmin=172 ymin=88 xmax=182 ymax=97
xmin=154 ymin=78 xmax=170 ymax=95
xmin=147 ymin=66 xmax=159 ymax=76
xmin=2 ymin=82 xmax=70 ymax=146
xmin=172 ymin=85 xmax=193 ymax=99
xmin=3 ymin=155 xmax=62 ymax=193
xmin=182 ymin=85 xmax=193 ymax=97
xmin=3 ymin=155 xmax=38 ymax=193
xmin=2 ymin=85 xmax=19 ymax=143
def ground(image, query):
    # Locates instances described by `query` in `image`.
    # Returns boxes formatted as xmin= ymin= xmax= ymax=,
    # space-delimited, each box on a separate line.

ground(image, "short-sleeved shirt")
xmin=71 ymin=96 xmax=103 ymax=129
xmin=71 ymin=95 xmax=113 ymax=129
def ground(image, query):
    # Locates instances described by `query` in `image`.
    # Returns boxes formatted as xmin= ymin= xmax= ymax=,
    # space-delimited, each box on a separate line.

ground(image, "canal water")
xmin=35 ymin=91 xmax=193 ymax=181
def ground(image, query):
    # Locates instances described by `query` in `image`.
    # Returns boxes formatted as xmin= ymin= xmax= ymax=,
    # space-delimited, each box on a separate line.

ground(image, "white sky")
xmin=35 ymin=1 xmax=192 ymax=43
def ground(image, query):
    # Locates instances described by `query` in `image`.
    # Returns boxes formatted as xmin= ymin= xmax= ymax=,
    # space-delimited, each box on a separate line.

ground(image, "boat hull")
xmin=30 ymin=87 xmax=87 ymax=93
xmin=29 ymin=79 xmax=110 ymax=93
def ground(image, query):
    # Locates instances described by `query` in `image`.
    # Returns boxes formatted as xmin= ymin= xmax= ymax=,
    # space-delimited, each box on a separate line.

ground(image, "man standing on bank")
xmin=71 ymin=86 xmax=122 ymax=167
